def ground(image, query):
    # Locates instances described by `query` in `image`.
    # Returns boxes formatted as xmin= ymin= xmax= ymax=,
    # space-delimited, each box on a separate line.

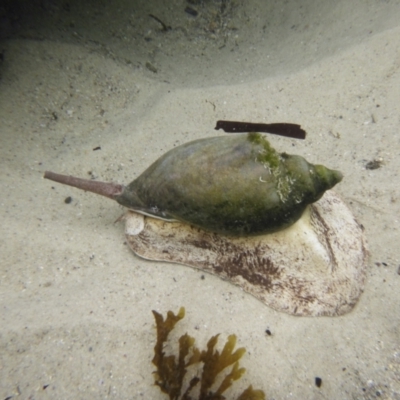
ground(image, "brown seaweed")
xmin=214 ymin=120 xmax=306 ymax=139
xmin=152 ymin=307 xmax=265 ymax=400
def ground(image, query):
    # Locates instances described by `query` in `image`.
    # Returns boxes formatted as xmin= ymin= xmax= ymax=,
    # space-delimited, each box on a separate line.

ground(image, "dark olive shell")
xmin=116 ymin=133 xmax=342 ymax=236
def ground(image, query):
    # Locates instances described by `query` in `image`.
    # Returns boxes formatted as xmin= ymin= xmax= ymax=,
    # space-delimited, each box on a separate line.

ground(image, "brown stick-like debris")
xmin=215 ymin=120 xmax=307 ymax=139
xmin=44 ymin=171 xmax=124 ymax=200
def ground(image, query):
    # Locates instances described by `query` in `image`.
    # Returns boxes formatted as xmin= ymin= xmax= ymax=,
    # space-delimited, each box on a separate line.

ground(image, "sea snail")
xmin=44 ymin=132 xmax=342 ymax=236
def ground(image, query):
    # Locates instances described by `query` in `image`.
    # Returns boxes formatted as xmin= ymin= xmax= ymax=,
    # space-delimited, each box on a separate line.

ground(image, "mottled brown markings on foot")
xmin=285 ymin=276 xmax=318 ymax=308
xmin=181 ymin=228 xmax=282 ymax=290
xmin=216 ymin=243 xmax=280 ymax=290
xmin=137 ymin=230 xmax=152 ymax=247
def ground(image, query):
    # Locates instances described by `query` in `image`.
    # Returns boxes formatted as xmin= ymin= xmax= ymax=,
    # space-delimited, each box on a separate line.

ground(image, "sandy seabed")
xmin=1 ymin=0 xmax=400 ymax=398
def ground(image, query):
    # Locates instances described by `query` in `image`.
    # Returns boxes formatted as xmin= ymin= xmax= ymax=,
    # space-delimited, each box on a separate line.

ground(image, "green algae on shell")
xmin=44 ymin=133 xmax=342 ymax=236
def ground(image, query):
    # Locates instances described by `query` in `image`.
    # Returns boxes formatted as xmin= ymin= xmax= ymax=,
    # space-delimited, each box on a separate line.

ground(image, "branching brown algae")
xmin=151 ymin=307 xmax=265 ymax=400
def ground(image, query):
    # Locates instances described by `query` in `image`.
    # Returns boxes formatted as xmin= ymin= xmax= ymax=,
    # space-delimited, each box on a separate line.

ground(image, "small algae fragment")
xmin=247 ymin=132 xmax=280 ymax=169
xmin=152 ymin=307 xmax=266 ymax=400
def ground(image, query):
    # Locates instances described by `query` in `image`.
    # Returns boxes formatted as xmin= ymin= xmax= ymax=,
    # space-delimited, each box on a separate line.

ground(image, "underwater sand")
xmin=1 ymin=0 xmax=400 ymax=398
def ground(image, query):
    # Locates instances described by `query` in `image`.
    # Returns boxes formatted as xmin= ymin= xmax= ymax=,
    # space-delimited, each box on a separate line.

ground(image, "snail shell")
xmin=45 ymin=133 xmax=342 ymax=236
xmin=117 ymin=133 xmax=342 ymax=235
